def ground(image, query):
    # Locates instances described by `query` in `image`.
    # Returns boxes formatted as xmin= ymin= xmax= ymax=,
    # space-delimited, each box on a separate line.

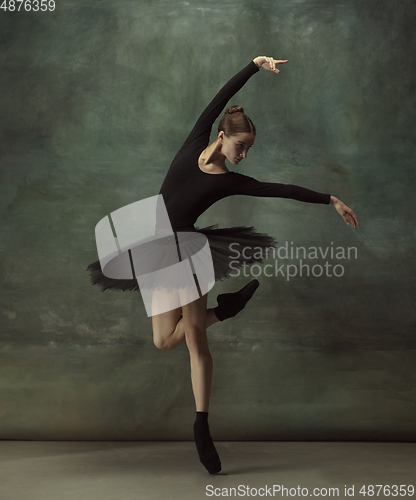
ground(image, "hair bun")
xmin=226 ymin=105 xmax=244 ymax=114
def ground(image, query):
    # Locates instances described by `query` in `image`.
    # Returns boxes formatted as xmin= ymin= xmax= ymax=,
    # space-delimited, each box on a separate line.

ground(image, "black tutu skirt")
xmin=86 ymin=224 xmax=278 ymax=293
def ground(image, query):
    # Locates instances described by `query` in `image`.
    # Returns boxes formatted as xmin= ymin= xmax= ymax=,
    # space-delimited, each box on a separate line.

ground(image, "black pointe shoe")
xmin=194 ymin=420 xmax=222 ymax=474
xmin=214 ymin=278 xmax=260 ymax=322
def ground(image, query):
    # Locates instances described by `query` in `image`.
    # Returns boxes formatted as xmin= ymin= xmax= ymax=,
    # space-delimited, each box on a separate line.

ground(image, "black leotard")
xmin=158 ymin=60 xmax=331 ymax=232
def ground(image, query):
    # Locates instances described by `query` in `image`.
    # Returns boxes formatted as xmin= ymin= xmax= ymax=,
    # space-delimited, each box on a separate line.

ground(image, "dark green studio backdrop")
xmin=1 ymin=0 xmax=415 ymax=441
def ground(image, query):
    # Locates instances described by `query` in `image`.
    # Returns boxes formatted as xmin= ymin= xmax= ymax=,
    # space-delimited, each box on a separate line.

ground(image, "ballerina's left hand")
xmin=330 ymin=196 xmax=360 ymax=228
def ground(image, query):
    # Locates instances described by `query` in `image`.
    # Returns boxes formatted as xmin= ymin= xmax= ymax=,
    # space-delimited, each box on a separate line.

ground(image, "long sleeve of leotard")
xmin=181 ymin=60 xmax=260 ymax=149
xmin=231 ymin=172 xmax=331 ymax=204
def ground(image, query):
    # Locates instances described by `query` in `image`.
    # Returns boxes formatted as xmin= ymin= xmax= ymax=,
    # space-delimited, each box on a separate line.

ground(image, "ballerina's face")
xmin=220 ymin=132 xmax=255 ymax=165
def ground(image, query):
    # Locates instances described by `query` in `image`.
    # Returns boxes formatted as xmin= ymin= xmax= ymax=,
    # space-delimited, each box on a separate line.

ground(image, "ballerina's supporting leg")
xmin=181 ymin=291 xmax=222 ymax=475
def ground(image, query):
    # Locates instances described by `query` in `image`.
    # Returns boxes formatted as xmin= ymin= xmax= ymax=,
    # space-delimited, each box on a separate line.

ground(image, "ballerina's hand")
xmin=253 ymin=56 xmax=288 ymax=73
xmin=331 ymin=197 xmax=360 ymax=228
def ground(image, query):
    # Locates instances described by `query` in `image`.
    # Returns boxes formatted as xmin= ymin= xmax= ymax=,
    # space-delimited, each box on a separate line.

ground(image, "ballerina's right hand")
xmin=253 ymin=56 xmax=288 ymax=73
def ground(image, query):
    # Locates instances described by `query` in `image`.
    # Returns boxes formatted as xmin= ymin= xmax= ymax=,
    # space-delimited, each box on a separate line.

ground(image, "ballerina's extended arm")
xmin=180 ymin=56 xmax=288 ymax=151
xmin=231 ymin=173 xmax=360 ymax=228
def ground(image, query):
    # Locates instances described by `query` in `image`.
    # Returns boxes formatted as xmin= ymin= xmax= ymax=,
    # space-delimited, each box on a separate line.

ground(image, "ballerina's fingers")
xmin=270 ymin=58 xmax=289 ymax=73
xmin=344 ymin=211 xmax=359 ymax=228
xmin=351 ymin=211 xmax=360 ymax=227
xmin=274 ymin=59 xmax=289 ymax=71
xmin=273 ymin=60 xmax=281 ymax=73
xmin=347 ymin=209 xmax=360 ymax=228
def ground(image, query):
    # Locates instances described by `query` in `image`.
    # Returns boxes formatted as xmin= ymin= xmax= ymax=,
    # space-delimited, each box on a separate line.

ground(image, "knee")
xmin=153 ymin=337 xmax=171 ymax=351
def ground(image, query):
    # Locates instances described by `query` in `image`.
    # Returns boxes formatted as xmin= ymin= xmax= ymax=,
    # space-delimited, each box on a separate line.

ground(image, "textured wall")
xmin=1 ymin=0 xmax=415 ymax=440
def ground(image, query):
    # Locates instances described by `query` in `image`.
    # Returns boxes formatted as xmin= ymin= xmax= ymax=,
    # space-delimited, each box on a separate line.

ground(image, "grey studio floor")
xmin=1 ymin=441 xmax=415 ymax=500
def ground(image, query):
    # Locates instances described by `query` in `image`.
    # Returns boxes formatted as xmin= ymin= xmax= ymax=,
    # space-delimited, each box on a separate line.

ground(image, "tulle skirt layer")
xmin=86 ymin=224 xmax=278 ymax=293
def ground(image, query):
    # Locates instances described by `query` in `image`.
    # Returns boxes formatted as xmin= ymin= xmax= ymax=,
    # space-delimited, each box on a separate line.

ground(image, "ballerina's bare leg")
xmin=151 ymin=280 xmax=222 ymax=474
xmin=151 ymin=280 xmax=215 ymax=411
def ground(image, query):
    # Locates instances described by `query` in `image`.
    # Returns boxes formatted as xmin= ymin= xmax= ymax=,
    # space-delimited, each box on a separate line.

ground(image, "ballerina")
xmin=87 ymin=55 xmax=359 ymax=475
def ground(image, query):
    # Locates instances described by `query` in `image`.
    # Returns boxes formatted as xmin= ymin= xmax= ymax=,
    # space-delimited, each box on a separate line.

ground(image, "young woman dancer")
xmin=87 ymin=55 xmax=360 ymax=475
